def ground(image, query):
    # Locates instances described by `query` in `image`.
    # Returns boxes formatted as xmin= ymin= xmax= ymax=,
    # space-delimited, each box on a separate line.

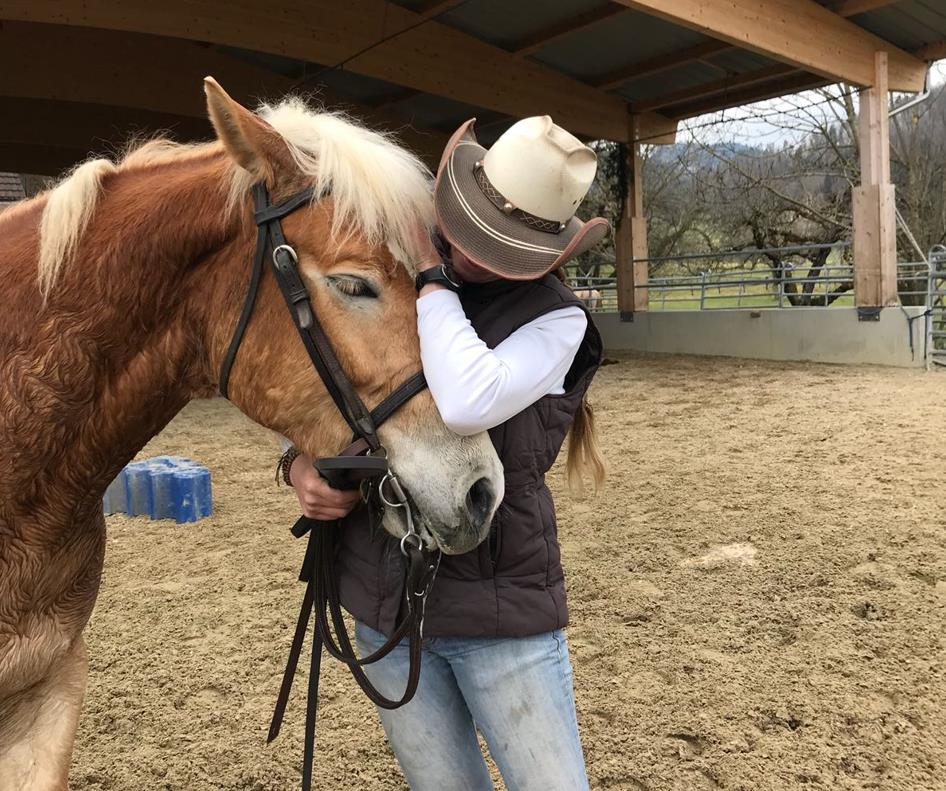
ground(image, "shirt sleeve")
xmin=417 ymin=289 xmax=587 ymax=436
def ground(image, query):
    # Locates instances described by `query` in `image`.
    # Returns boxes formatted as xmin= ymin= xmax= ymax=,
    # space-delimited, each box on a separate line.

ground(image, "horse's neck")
xmin=0 ymin=158 xmax=243 ymax=516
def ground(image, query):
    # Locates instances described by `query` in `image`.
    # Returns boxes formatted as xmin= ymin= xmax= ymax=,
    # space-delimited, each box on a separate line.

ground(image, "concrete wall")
xmin=593 ymin=307 xmax=928 ymax=368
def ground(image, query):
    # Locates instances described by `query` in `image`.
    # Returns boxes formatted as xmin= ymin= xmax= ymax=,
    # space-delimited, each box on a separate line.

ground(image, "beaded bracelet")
xmin=277 ymin=446 xmax=302 ymax=486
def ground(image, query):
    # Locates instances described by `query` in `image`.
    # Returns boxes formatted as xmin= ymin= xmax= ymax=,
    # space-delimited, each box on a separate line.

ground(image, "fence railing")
xmin=569 ymin=243 xmax=930 ymax=313
xmin=927 ymin=246 xmax=946 ymax=368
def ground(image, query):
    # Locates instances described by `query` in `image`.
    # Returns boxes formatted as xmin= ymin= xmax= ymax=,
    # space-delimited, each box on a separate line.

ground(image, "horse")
xmin=0 ymin=77 xmax=504 ymax=790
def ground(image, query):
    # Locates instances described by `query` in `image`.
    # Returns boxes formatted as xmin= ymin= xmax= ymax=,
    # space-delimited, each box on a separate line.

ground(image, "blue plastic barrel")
xmin=104 ymin=456 xmax=212 ymax=523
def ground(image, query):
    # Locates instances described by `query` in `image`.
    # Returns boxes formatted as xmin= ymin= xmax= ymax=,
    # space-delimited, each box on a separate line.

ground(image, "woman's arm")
xmin=418 ymin=289 xmax=587 ymax=436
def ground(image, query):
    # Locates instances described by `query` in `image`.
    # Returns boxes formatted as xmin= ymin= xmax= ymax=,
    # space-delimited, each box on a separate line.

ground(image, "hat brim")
xmin=433 ymin=120 xmax=610 ymax=280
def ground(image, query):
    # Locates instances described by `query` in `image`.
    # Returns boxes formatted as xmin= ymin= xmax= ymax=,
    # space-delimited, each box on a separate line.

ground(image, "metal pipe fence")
xmin=569 ymin=243 xmax=930 ymax=313
xmin=927 ymin=246 xmax=946 ymax=368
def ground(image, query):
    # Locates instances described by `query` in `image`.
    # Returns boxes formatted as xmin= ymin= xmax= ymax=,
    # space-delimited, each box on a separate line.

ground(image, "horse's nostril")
xmin=464 ymin=477 xmax=495 ymax=531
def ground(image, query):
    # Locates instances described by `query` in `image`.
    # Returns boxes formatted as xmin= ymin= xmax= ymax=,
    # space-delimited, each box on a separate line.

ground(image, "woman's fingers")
xmin=307 ymin=475 xmax=360 ymax=507
xmin=301 ymin=504 xmax=356 ymax=521
xmin=289 ymin=450 xmax=360 ymax=518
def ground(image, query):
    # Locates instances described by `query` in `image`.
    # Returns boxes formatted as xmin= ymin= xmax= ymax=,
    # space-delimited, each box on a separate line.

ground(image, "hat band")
xmin=473 ymin=162 xmax=566 ymax=235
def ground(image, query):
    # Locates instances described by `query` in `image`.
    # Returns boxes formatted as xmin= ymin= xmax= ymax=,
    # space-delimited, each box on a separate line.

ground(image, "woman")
xmin=287 ymin=116 xmax=608 ymax=790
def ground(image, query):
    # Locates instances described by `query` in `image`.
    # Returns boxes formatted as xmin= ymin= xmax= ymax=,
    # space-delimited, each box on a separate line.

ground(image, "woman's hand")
xmin=289 ymin=452 xmax=361 ymax=520
xmin=413 ymin=224 xmax=443 ymax=273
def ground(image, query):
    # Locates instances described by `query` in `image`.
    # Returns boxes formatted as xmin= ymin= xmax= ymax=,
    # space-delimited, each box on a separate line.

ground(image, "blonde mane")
xmin=35 ymin=98 xmax=434 ymax=299
xmin=230 ymin=98 xmax=434 ymax=267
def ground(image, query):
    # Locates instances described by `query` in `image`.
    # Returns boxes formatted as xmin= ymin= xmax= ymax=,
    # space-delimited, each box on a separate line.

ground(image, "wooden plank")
xmin=665 ymin=71 xmax=828 ymax=118
xmin=589 ymin=0 xmax=899 ymax=94
xmin=914 ymin=39 xmax=946 ymax=62
xmin=859 ymin=51 xmax=890 ymax=186
xmin=877 ymin=182 xmax=898 ymax=305
xmin=853 ymin=52 xmax=896 ymax=307
xmin=0 ymin=22 xmax=449 ymax=166
xmin=0 ymin=0 xmax=663 ymax=143
xmin=635 ymin=63 xmax=797 ymax=113
xmin=412 ymin=0 xmax=465 ymax=21
xmin=0 ymin=97 xmax=209 ymax=151
xmin=592 ymin=40 xmax=734 ymax=90
xmin=852 ymin=186 xmax=879 ymax=305
xmin=616 ymin=128 xmax=648 ymax=314
xmin=589 ymin=0 xmax=889 ymax=94
xmin=511 ymin=5 xmax=627 ymax=57
xmin=852 ymin=184 xmax=897 ymax=305
xmin=613 ymin=0 xmax=926 ymax=91
xmin=833 ymin=0 xmax=900 ymax=17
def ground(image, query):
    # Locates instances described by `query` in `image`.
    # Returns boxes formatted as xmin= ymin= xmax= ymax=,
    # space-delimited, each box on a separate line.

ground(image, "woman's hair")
xmin=552 ymin=264 xmax=607 ymax=493
xmin=566 ymin=397 xmax=607 ymax=493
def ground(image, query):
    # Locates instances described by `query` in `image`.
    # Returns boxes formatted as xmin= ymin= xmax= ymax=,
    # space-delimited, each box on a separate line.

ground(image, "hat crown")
xmin=482 ymin=116 xmax=597 ymax=223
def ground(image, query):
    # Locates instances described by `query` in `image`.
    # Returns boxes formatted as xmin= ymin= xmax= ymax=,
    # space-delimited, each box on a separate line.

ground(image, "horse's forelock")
xmin=229 ymin=98 xmax=435 ymax=273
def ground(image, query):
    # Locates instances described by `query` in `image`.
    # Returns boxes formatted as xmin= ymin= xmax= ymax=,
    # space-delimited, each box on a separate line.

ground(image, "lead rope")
xmin=268 ymin=473 xmax=440 ymax=791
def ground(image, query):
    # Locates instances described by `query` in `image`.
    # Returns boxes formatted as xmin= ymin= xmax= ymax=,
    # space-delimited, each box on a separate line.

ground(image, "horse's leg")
xmin=0 ymin=636 xmax=88 ymax=791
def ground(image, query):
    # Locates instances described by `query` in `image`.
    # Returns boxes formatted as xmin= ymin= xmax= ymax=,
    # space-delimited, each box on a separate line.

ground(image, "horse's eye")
xmin=329 ymin=276 xmax=377 ymax=299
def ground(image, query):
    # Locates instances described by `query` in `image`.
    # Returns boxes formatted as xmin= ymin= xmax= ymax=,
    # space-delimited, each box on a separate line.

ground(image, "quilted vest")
xmin=335 ymin=273 xmax=602 ymax=637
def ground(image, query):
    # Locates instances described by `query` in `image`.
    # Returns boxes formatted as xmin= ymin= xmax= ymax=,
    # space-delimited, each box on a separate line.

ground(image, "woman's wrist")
xmin=288 ymin=451 xmax=314 ymax=488
xmin=276 ymin=446 xmax=301 ymax=485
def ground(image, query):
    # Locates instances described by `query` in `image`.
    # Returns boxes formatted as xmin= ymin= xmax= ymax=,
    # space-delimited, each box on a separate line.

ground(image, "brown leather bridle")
xmin=219 ymin=183 xmax=440 ymax=791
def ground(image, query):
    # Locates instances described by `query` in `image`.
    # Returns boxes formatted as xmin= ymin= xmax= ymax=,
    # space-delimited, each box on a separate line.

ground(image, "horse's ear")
xmin=204 ymin=76 xmax=293 ymax=185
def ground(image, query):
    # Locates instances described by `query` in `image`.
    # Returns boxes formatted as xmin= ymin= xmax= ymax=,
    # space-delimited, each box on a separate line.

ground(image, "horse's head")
xmin=202 ymin=79 xmax=502 ymax=554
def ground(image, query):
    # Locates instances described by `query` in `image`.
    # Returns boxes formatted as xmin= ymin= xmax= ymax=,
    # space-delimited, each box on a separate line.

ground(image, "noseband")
xmin=219 ymin=183 xmax=439 ymax=790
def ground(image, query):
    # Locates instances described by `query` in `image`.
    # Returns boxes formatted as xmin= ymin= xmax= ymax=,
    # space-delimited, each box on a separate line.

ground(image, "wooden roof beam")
xmin=0 ymin=22 xmax=449 ymax=166
xmin=588 ymin=0 xmax=894 ymax=91
xmin=0 ymin=97 xmax=209 ymax=158
xmin=831 ymin=0 xmax=900 ymax=17
xmin=592 ymin=40 xmax=734 ymax=90
xmin=613 ymin=0 xmax=926 ymax=90
xmin=914 ymin=39 xmax=946 ymax=62
xmin=635 ymin=63 xmax=798 ymax=112
xmin=511 ymin=4 xmax=627 ymax=58
xmin=412 ymin=0 xmax=466 ymax=21
xmin=666 ymin=71 xmax=828 ymax=118
xmin=0 ymin=0 xmax=673 ymax=143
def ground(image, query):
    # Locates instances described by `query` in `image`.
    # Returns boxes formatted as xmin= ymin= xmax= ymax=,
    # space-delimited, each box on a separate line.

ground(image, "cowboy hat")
xmin=433 ymin=116 xmax=611 ymax=280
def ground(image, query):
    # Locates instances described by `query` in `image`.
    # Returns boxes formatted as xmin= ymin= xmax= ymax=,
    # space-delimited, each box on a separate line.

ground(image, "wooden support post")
xmin=853 ymin=51 xmax=898 ymax=308
xmin=615 ymin=116 xmax=649 ymax=318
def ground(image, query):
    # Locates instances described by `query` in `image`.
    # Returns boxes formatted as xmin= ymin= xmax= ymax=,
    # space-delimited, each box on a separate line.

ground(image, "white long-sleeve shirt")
xmin=417 ymin=289 xmax=587 ymax=436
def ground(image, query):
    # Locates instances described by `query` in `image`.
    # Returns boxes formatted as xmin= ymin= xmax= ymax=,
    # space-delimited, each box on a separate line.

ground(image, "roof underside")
xmin=0 ymin=0 xmax=944 ymax=175
xmin=227 ymin=0 xmax=946 ymax=144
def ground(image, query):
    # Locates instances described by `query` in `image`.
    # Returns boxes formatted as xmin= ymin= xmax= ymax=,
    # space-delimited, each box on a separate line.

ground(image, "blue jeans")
xmin=355 ymin=622 xmax=589 ymax=791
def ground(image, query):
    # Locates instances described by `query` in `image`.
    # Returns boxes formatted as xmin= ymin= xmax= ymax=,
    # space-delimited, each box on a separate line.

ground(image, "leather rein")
xmin=219 ymin=183 xmax=440 ymax=790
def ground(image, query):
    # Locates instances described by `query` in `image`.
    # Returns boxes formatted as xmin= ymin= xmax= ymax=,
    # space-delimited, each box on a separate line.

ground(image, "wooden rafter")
xmin=0 ymin=0 xmax=673 ymax=143
xmin=635 ymin=63 xmax=798 ymax=113
xmin=914 ymin=39 xmax=946 ymax=62
xmin=665 ymin=72 xmax=827 ymax=119
xmin=587 ymin=0 xmax=894 ymax=92
xmin=373 ymin=87 xmax=423 ymax=110
xmin=0 ymin=97 xmax=208 ymax=153
xmin=412 ymin=0 xmax=466 ymax=22
xmin=832 ymin=0 xmax=900 ymax=17
xmin=511 ymin=4 xmax=626 ymax=57
xmin=592 ymin=40 xmax=733 ymax=90
xmin=613 ymin=0 xmax=926 ymax=90
xmin=0 ymin=22 xmax=450 ymax=165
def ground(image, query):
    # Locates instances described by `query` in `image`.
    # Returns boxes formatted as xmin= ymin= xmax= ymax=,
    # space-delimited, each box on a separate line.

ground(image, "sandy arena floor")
xmin=71 ymin=354 xmax=946 ymax=791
